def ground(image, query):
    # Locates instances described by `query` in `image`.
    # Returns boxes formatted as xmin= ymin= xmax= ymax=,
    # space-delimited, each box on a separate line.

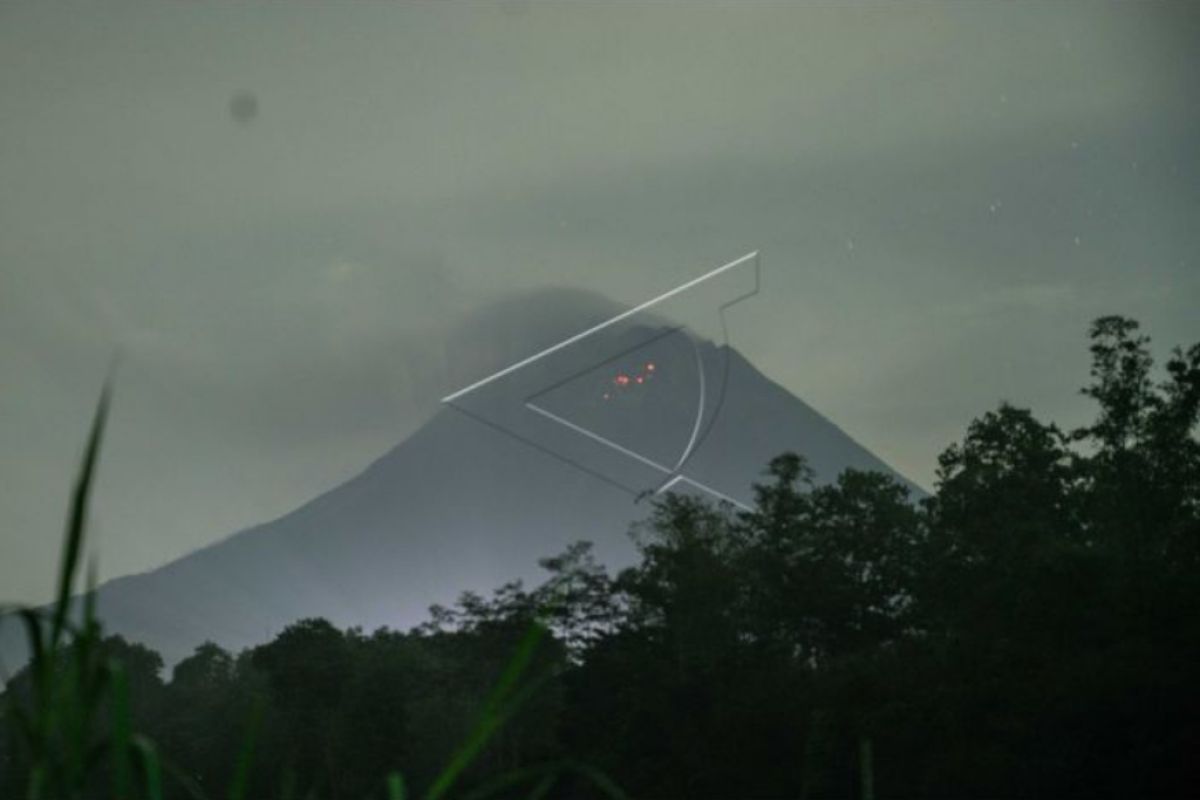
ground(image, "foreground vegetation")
xmin=2 ymin=315 xmax=1198 ymax=799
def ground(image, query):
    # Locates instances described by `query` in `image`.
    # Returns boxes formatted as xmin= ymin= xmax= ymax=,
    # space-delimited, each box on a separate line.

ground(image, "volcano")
xmin=2 ymin=285 xmax=920 ymax=668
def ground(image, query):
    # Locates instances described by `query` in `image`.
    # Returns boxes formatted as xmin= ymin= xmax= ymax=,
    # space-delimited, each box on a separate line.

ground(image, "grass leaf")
xmin=51 ymin=378 xmax=111 ymax=647
xmin=425 ymin=622 xmax=546 ymax=800
xmin=386 ymin=771 xmax=408 ymax=800
xmin=133 ymin=734 xmax=165 ymax=800
xmin=109 ymin=662 xmax=133 ymax=800
xmin=227 ymin=695 xmax=264 ymax=800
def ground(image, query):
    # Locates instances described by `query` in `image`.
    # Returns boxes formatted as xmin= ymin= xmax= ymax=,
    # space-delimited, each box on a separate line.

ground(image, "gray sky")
xmin=1 ymin=1 xmax=1197 ymax=605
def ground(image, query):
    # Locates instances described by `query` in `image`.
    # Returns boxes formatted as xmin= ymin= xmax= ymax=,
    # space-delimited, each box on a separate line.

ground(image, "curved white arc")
xmin=671 ymin=335 xmax=706 ymax=473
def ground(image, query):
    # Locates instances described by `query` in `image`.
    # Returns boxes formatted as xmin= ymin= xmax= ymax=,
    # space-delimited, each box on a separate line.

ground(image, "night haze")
xmin=1 ymin=1 xmax=1196 ymax=606
xmin=1 ymin=3 xmax=1198 ymax=799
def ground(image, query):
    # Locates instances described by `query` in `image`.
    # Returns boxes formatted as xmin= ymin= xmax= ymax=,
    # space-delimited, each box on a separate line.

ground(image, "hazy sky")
xmin=2 ymin=1 xmax=1197 ymax=604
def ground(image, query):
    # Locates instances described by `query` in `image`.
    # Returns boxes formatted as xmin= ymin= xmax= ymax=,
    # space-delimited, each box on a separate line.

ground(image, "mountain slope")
xmin=2 ymin=309 xmax=920 ymax=669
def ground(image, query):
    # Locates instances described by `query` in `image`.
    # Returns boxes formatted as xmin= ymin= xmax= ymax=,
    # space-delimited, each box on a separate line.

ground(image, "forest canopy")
xmin=3 ymin=315 xmax=1198 ymax=799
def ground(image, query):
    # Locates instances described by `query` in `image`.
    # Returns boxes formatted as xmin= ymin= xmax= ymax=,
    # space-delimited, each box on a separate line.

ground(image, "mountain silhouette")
xmin=2 ymin=289 xmax=921 ymax=668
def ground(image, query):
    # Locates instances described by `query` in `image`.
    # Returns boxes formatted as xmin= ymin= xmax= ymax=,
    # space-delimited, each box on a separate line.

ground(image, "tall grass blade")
xmin=227 ymin=695 xmax=264 ymax=800
xmin=386 ymin=771 xmax=407 ymax=800
xmin=14 ymin=610 xmax=47 ymax=694
xmin=51 ymin=379 xmax=111 ymax=647
xmin=457 ymin=759 xmax=626 ymax=800
xmin=109 ymin=663 xmax=133 ymax=800
xmin=525 ymin=773 xmax=556 ymax=800
xmin=133 ymin=734 xmax=164 ymax=800
xmin=424 ymin=622 xmax=546 ymax=800
xmin=563 ymin=760 xmax=629 ymax=800
xmin=458 ymin=762 xmax=555 ymax=800
xmin=83 ymin=556 xmax=100 ymax=634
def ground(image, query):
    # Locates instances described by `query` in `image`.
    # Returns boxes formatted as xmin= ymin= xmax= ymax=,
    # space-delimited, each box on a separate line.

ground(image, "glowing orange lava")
xmin=606 ymin=362 xmax=660 ymax=398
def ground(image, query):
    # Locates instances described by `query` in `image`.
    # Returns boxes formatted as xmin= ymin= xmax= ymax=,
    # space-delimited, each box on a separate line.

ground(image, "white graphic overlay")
xmin=442 ymin=252 xmax=761 ymax=509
